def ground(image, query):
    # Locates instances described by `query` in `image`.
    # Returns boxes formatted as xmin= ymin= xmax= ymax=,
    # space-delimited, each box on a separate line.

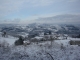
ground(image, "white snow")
xmin=0 ymin=35 xmax=18 ymax=45
xmin=0 ymin=35 xmax=80 ymax=60
xmin=34 ymin=36 xmax=43 ymax=40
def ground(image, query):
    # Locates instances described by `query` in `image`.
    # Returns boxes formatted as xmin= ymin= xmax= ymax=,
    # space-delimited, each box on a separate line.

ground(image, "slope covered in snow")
xmin=0 ymin=34 xmax=80 ymax=60
xmin=0 ymin=35 xmax=18 ymax=46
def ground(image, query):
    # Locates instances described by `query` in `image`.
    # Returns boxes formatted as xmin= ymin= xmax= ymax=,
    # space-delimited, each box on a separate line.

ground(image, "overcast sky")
xmin=0 ymin=0 xmax=80 ymax=24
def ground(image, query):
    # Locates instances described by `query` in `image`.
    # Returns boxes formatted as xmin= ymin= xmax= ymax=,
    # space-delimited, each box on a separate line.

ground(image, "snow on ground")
xmin=0 ymin=35 xmax=18 ymax=45
xmin=0 ymin=35 xmax=80 ymax=60
xmin=0 ymin=41 xmax=80 ymax=60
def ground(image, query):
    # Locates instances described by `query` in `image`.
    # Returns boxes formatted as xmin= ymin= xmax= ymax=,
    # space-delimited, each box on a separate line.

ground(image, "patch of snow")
xmin=34 ymin=36 xmax=43 ymax=40
xmin=0 ymin=35 xmax=18 ymax=45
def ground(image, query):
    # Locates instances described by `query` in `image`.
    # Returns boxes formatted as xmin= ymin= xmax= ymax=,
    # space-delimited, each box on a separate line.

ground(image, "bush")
xmin=2 ymin=31 xmax=6 ymax=37
xmin=77 ymin=34 xmax=80 ymax=38
xmin=0 ymin=40 xmax=9 ymax=48
xmin=15 ymin=36 xmax=24 ymax=45
xmin=69 ymin=40 xmax=80 ymax=45
xmin=0 ymin=40 xmax=10 ymax=53
xmin=69 ymin=40 xmax=73 ymax=45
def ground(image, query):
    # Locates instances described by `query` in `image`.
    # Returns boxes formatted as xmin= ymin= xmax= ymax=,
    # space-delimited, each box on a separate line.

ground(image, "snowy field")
xmin=0 ymin=35 xmax=80 ymax=60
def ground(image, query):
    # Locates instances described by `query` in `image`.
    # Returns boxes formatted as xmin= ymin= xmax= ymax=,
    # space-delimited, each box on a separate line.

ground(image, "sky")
xmin=0 ymin=0 xmax=80 ymax=24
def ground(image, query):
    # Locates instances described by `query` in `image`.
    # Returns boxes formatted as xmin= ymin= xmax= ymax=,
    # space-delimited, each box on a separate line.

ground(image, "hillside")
xmin=0 ymin=33 xmax=80 ymax=60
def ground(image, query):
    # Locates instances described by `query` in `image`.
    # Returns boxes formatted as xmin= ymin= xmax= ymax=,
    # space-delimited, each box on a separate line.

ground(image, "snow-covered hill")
xmin=0 ymin=34 xmax=80 ymax=60
xmin=0 ymin=23 xmax=80 ymax=60
xmin=0 ymin=36 xmax=18 ymax=46
xmin=0 ymin=24 xmax=80 ymax=37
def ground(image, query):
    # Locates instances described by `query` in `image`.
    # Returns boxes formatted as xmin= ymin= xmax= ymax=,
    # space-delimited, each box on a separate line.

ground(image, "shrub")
xmin=69 ymin=40 xmax=80 ymax=45
xmin=2 ymin=31 xmax=6 ymax=37
xmin=69 ymin=40 xmax=73 ymax=45
xmin=77 ymin=34 xmax=80 ymax=38
xmin=0 ymin=40 xmax=9 ymax=48
xmin=15 ymin=36 xmax=24 ymax=45
xmin=0 ymin=40 xmax=10 ymax=53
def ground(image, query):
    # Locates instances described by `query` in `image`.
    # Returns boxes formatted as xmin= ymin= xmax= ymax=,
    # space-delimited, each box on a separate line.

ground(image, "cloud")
xmin=35 ymin=14 xmax=80 ymax=24
xmin=0 ymin=0 xmax=55 ymax=17
xmin=26 ymin=0 xmax=54 ymax=7
xmin=0 ymin=0 xmax=56 ymax=20
xmin=67 ymin=0 xmax=79 ymax=2
xmin=0 ymin=0 xmax=24 ymax=18
xmin=0 ymin=14 xmax=80 ymax=24
xmin=0 ymin=0 xmax=79 ymax=14
xmin=0 ymin=0 xmax=80 ymax=21
xmin=0 ymin=18 xmax=20 ymax=24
